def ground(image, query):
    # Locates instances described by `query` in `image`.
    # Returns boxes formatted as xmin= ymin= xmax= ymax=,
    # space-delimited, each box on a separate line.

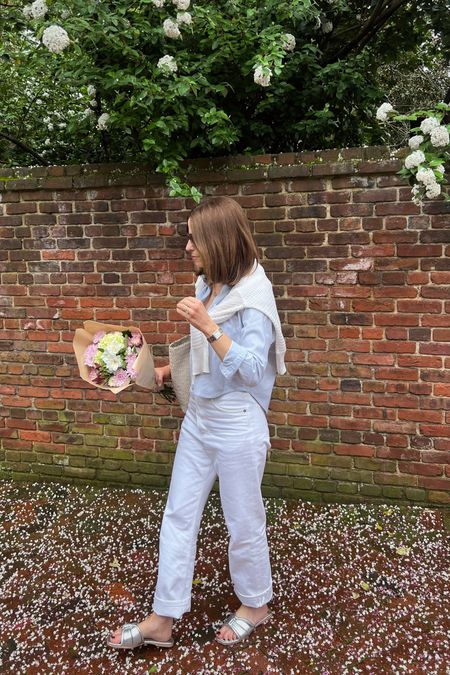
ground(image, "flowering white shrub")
xmin=176 ymin=11 xmax=192 ymax=25
xmin=322 ymin=21 xmax=333 ymax=34
xmin=376 ymin=101 xmax=450 ymax=204
xmin=282 ymin=33 xmax=296 ymax=52
xmin=254 ymin=65 xmax=272 ymax=87
xmin=430 ymin=126 xmax=450 ymax=148
xmin=30 ymin=0 xmax=48 ymax=19
xmin=96 ymin=112 xmax=110 ymax=130
xmin=41 ymin=25 xmax=70 ymax=54
xmin=173 ymin=0 xmax=190 ymax=9
xmin=420 ymin=117 xmax=440 ymax=135
xmin=151 ymin=0 xmax=165 ymax=6
xmin=376 ymin=102 xmax=394 ymax=121
xmin=87 ymin=85 xmax=96 ymax=98
xmin=416 ymin=167 xmax=437 ymax=185
xmin=404 ymin=150 xmax=425 ymax=169
xmin=163 ymin=18 xmax=181 ymax=39
xmin=22 ymin=5 xmax=33 ymax=18
xmin=408 ymin=135 xmax=423 ymax=150
xmin=157 ymin=55 xmax=178 ymax=74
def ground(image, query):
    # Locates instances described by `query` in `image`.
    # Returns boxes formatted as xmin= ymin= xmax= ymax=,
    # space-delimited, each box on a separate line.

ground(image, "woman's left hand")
xmin=176 ymin=297 xmax=216 ymax=336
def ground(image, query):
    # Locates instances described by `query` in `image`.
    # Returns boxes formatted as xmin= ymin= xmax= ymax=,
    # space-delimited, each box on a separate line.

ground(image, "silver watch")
xmin=207 ymin=327 xmax=224 ymax=343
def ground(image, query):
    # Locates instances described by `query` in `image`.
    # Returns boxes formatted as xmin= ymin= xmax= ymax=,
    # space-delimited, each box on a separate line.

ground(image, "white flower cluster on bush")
xmin=42 ymin=25 xmax=70 ymax=53
xmin=163 ymin=17 xmax=181 ymax=38
xmin=282 ymin=33 xmax=296 ymax=52
xmin=253 ymin=65 xmax=272 ymax=87
xmin=376 ymin=102 xmax=394 ymax=121
xmin=96 ymin=113 xmax=110 ymax=130
xmin=157 ymin=54 xmax=178 ymax=74
xmin=376 ymin=102 xmax=449 ymax=204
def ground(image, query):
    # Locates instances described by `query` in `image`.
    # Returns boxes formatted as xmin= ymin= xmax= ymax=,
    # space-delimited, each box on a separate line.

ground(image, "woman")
xmin=108 ymin=195 xmax=286 ymax=649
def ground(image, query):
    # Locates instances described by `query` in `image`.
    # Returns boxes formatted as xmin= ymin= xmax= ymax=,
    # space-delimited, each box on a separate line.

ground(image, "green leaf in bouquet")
xmin=158 ymin=384 xmax=177 ymax=403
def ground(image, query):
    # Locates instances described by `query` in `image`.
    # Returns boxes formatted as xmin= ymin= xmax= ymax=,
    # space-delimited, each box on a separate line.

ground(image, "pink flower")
xmin=126 ymin=353 xmax=137 ymax=378
xmin=129 ymin=332 xmax=142 ymax=347
xmin=108 ymin=369 xmax=130 ymax=388
xmin=84 ymin=343 xmax=98 ymax=367
xmin=88 ymin=367 xmax=102 ymax=384
xmin=93 ymin=330 xmax=106 ymax=344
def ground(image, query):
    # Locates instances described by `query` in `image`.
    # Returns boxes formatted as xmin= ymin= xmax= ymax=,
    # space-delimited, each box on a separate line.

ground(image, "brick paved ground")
xmin=0 ymin=480 xmax=448 ymax=674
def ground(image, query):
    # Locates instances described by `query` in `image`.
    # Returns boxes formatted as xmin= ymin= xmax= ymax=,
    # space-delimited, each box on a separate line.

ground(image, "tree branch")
xmin=0 ymin=130 xmax=48 ymax=165
xmin=323 ymin=0 xmax=410 ymax=64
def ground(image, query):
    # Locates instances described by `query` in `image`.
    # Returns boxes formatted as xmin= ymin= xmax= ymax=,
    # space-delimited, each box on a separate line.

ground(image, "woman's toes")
xmin=108 ymin=629 xmax=121 ymax=644
xmin=217 ymin=626 xmax=236 ymax=641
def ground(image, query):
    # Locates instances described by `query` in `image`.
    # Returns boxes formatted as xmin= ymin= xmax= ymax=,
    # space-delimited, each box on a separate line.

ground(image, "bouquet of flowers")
xmin=73 ymin=321 xmax=155 ymax=394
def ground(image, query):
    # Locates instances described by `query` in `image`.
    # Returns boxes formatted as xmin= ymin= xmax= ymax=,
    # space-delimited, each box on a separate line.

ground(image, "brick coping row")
xmin=0 ymin=145 xmax=410 ymax=191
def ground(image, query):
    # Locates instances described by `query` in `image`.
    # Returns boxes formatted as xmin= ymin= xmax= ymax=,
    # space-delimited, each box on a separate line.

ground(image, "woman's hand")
xmin=176 ymin=296 xmax=216 ymax=336
xmin=154 ymin=365 xmax=171 ymax=389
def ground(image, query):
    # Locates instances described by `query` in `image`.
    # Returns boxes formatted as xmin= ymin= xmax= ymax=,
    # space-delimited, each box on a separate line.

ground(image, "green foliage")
xmin=1 ymin=0 xmax=449 ymax=196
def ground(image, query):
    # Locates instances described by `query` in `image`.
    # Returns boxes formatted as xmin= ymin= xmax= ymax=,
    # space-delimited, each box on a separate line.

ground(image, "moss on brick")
xmin=96 ymin=470 xmax=130 ymax=483
xmin=360 ymin=484 xmax=382 ymax=497
xmin=313 ymin=480 xmax=338 ymax=493
xmin=337 ymin=482 xmax=359 ymax=494
xmin=130 ymin=474 xmax=168 ymax=488
xmin=382 ymin=486 xmax=405 ymax=500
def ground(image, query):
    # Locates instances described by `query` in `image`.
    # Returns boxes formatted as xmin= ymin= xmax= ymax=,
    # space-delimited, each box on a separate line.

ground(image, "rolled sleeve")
xmin=219 ymin=309 xmax=275 ymax=386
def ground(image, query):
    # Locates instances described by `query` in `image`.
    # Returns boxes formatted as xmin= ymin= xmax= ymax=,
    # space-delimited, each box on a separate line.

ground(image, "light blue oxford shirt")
xmin=190 ymin=281 xmax=277 ymax=413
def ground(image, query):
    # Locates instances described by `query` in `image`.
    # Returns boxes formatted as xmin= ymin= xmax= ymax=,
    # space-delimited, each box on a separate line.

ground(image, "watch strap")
xmin=207 ymin=327 xmax=224 ymax=343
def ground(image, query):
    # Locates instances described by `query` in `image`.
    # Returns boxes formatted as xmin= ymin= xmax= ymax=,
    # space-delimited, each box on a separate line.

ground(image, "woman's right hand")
xmin=154 ymin=365 xmax=171 ymax=389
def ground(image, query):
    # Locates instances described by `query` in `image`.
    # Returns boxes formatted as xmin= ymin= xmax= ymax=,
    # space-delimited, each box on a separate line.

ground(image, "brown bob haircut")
xmin=188 ymin=196 xmax=258 ymax=286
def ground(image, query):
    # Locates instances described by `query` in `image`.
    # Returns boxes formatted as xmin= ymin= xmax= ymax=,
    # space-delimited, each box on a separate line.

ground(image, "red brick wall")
xmin=1 ymin=147 xmax=449 ymax=505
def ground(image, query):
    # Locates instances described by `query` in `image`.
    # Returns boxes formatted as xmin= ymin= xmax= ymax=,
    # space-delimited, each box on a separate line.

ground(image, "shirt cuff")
xmin=219 ymin=340 xmax=247 ymax=379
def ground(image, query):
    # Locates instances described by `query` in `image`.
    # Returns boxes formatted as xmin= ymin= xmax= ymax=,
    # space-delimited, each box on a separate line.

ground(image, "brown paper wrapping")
xmin=73 ymin=320 xmax=155 ymax=394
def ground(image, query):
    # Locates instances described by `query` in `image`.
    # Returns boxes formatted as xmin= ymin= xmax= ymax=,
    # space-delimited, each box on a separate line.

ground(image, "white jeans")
xmin=152 ymin=391 xmax=272 ymax=619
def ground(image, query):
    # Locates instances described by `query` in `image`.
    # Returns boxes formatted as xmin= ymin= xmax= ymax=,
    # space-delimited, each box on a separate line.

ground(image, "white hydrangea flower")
xmin=322 ymin=21 xmax=333 ymax=33
xmin=97 ymin=112 xmax=110 ymax=130
xmin=404 ymin=150 xmax=425 ymax=169
xmin=163 ymin=18 xmax=181 ymax=39
xmin=83 ymin=108 xmax=95 ymax=119
xmin=376 ymin=102 xmax=394 ymax=121
xmin=173 ymin=0 xmax=190 ymax=9
xmin=22 ymin=5 xmax=33 ymax=18
xmin=151 ymin=0 xmax=165 ymax=6
xmin=408 ymin=135 xmax=423 ymax=150
xmin=420 ymin=116 xmax=439 ymax=135
xmin=436 ymin=164 xmax=445 ymax=174
xmin=87 ymin=85 xmax=96 ymax=98
xmin=416 ymin=167 xmax=437 ymax=185
xmin=31 ymin=0 xmax=48 ymax=19
xmin=254 ymin=65 xmax=272 ymax=87
xmin=282 ymin=33 xmax=296 ymax=52
xmin=430 ymin=125 xmax=450 ymax=148
xmin=42 ymin=25 xmax=71 ymax=54
xmin=425 ymin=182 xmax=441 ymax=199
xmin=89 ymin=99 xmax=96 ymax=107
xmin=176 ymin=11 xmax=192 ymax=25
xmin=157 ymin=54 xmax=178 ymax=73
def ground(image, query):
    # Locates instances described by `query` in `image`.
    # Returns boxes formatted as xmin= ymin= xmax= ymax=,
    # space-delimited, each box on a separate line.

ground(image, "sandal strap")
xmin=223 ymin=614 xmax=254 ymax=640
xmin=120 ymin=623 xmax=144 ymax=648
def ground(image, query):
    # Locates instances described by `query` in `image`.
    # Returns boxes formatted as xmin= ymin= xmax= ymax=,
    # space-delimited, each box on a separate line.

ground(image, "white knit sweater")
xmin=190 ymin=262 xmax=286 ymax=376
